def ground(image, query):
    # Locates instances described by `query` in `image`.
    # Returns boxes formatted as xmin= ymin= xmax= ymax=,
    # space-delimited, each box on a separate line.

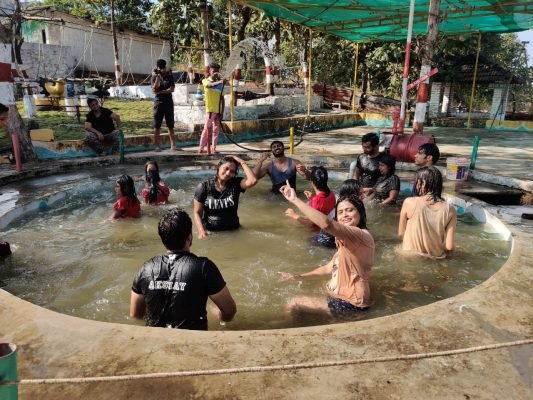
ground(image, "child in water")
xmin=111 ymin=175 xmax=141 ymax=219
xmin=141 ymin=161 xmax=170 ymax=205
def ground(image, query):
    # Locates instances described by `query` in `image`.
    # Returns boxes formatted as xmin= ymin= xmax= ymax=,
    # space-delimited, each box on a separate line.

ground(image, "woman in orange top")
xmin=279 ymin=183 xmax=375 ymax=317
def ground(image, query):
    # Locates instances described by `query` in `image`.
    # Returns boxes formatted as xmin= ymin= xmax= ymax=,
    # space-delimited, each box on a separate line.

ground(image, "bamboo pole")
xmin=467 ymin=33 xmax=482 ymax=129
xmin=352 ymin=43 xmax=359 ymax=112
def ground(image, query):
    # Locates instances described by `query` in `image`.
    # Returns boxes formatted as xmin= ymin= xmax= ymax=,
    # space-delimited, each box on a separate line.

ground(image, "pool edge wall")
xmin=0 ymin=196 xmax=531 ymax=398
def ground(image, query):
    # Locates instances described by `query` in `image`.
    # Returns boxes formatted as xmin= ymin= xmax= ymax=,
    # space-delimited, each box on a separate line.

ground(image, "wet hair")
xmin=418 ymin=143 xmax=440 ymax=164
xmin=0 ymin=103 xmax=8 ymax=113
xmin=338 ymin=179 xmax=361 ymax=197
xmin=158 ymin=208 xmax=192 ymax=251
xmin=144 ymin=161 xmax=160 ymax=176
xmin=335 ymin=195 xmax=367 ymax=230
xmin=116 ymin=175 xmax=139 ymax=205
xmin=209 ymin=62 xmax=221 ymax=71
xmin=270 ymin=140 xmax=284 ymax=150
xmin=87 ymin=97 xmax=98 ymax=107
xmin=379 ymin=154 xmax=396 ymax=176
xmin=362 ymin=132 xmax=379 ymax=147
xmin=413 ymin=166 xmax=443 ymax=201
xmin=156 ymin=59 xmax=166 ymax=69
xmin=309 ymin=166 xmax=330 ymax=196
xmin=146 ymin=170 xmax=163 ymax=204
xmin=215 ymin=156 xmax=239 ymax=178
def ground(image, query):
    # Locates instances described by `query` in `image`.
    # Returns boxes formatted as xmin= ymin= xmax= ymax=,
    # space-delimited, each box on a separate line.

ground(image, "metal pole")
xmin=118 ymin=129 xmax=124 ymax=164
xmin=228 ymin=0 xmax=234 ymax=128
xmin=352 ymin=43 xmax=359 ymax=112
xmin=470 ymin=135 xmax=479 ymax=170
xmin=289 ymin=127 xmax=294 ymax=154
xmin=467 ymin=33 xmax=482 ymax=129
xmin=307 ymin=29 xmax=313 ymax=117
xmin=399 ymin=0 xmax=416 ymax=133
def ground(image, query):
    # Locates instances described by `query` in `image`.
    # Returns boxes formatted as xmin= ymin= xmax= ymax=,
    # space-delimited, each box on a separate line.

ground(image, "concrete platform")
xmin=0 ymin=124 xmax=532 ymax=399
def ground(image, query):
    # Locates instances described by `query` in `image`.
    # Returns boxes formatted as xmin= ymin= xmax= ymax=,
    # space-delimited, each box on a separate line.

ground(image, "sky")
xmin=516 ymin=30 xmax=533 ymax=65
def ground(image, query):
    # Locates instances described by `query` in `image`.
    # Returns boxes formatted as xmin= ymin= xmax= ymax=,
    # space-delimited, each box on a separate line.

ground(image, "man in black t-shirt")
xmin=130 ymin=209 xmax=236 ymax=330
xmin=84 ymin=98 xmax=121 ymax=156
xmin=151 ymin=59 xmax=179 ymax=151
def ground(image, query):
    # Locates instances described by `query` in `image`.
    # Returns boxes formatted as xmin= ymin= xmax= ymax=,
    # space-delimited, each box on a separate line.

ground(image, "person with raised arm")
xmin=278 ymin=181 xmax=375 ymax=317
xmin=193 ymin=155 xmax=257 ymax=238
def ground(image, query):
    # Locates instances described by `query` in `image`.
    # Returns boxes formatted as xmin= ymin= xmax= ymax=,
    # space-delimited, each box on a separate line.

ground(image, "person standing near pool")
xmin=151 ymin=59 xmax=178 ymax=151
xmin=193 ymin=155 xmax=258 ymax=238
xmin=130 ymin=209 xmax=236 ymax=330
xmin=398 ymin=166 xmax=457 ymax=258
xmin=198 ymin=63 xmax=225 ymax=155
xmin=253 ymin=140 xmax=309 ymax=193
xmin=279 ymin=184 xmax=375 ymax=317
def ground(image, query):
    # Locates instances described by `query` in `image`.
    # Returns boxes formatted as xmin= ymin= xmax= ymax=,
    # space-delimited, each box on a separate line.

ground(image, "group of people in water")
xmin=124 ymin=135 xmax=457 ymax=331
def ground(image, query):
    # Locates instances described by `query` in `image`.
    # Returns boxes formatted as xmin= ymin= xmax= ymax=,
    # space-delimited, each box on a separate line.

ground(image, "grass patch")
xmin=16 ymin=98 xmax=155 ymax=141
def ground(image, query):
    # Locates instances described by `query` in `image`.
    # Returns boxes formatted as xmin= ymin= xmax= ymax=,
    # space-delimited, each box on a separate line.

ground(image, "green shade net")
xmin=238 ymin=0 xmax=533 ymax=42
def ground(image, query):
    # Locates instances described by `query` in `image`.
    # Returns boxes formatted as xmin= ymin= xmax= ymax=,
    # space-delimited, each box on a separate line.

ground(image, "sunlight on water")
xmin=0 ymin=166 xmax=510 ymax=330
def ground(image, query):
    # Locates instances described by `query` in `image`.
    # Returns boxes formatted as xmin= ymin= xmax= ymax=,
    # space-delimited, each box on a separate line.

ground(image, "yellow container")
xmin=30 ymin=129 xmax=55 ymax=142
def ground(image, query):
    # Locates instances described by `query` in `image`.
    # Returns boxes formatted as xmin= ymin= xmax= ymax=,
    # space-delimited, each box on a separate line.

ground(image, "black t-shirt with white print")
xmin=194 ymin=177 xmax=244 ymax=231
xmin=132 ymin=252 xmax=226 ymax=330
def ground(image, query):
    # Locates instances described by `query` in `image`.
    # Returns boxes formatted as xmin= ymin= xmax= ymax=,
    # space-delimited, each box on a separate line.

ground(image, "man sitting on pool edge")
xmin=129 ymin=208 xmax=236 ymax=330
xmin=253 ymin=140 xmax=309 ymax=193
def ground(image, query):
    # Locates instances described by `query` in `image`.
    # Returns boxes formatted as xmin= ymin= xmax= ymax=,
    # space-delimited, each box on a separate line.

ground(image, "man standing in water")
xmin=130 ymin=209 xmax=236 ymax=330
xmin=253 ymin=140 xmax=309 ymax=192
xmin=151 ymin=59 xmax=179 ymax=151
xmin=414 ymin=143 xmax=440 ymax=167
xmin=349 ymin=132 xmax=383 ymax=192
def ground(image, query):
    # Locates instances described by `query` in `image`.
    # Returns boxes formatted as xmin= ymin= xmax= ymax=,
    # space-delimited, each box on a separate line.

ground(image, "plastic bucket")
xmin=0 ymin=343 xmax=18 ymax=399
xmin=446 ymin=157 xmax=470 ymax=181
xmin=64 ymin=97 xmax=78 ymax=116
xmin=79 ymin=94 xmax=88 ymax=107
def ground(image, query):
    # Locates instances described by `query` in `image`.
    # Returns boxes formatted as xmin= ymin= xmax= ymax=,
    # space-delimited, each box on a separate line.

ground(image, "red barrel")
xmin=389 ymin=134 xmax=435 ymax=163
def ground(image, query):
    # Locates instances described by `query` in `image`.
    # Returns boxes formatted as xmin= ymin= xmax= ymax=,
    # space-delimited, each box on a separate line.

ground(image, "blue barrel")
xmin=0 ymin=343 xmax=18 ymax=399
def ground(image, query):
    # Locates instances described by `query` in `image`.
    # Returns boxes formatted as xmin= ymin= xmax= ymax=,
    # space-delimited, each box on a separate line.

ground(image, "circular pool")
xmin=0 ymin=165 xmax=510 ymax=330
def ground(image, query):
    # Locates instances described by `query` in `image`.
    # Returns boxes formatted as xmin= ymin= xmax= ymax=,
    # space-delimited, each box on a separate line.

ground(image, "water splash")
xmin=224 ymin=37 xmax=277 ymax=79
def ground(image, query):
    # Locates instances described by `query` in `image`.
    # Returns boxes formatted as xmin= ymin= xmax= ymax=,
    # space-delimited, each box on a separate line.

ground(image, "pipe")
xmin=352 ymin=43 xmax=359 ymax=112
xmin=399 ymin=0 xmax=416 ymax=133
xmin=118 ymin=129 xmax=124 ymax=164
xmin=307 ymin=29 xmax=313 ymax=117
xmin=467 ymin=33 xmax=482 ymax=129
xmin=470 ymin=135 xmax=479 ymax=170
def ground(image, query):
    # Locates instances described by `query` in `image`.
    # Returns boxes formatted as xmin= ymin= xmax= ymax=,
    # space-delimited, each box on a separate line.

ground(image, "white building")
xmin=21 ymin=9 xmax=170 ymax=81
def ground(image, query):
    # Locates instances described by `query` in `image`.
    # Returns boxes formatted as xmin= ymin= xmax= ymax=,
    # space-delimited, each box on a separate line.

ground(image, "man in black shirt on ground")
xmin=84 ymin=97 xmax=121 ymax=156
xmin=130 ymin=209 xmax=236 ymax=330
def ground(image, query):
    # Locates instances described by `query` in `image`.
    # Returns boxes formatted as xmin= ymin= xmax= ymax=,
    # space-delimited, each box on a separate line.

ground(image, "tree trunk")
xmin=200 ymin=1 xmax=211 ymax=77
xmin=236 ymin=6 xmax=251 ymax=43
xmin=110 ymin=0 xmax=122 ymax=85
xmin=0 ymin=2 xmax=35 ymax=162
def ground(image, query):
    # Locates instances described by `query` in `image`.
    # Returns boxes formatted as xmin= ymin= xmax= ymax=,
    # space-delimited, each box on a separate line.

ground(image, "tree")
xmin=0 ymin=0 xmax=36 ymax=162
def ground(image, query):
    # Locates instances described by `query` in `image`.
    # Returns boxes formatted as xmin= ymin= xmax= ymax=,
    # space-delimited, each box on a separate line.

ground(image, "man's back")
xmin=132 ymin=251 xmax=226 ymax=330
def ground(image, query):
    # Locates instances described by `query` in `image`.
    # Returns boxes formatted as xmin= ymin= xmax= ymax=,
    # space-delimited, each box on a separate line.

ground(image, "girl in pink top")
xmin=279 ymin=183 xmax=375 ymax=317
xmin=141 ymin=161 xmax=170 ymax=205
xmin=112 ymin=175 xmax=141 ymax=219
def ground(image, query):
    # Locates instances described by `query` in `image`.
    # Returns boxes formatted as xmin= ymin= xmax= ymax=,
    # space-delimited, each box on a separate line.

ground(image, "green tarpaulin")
xmin=237 ymin=0 xmax=533 ymax=42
